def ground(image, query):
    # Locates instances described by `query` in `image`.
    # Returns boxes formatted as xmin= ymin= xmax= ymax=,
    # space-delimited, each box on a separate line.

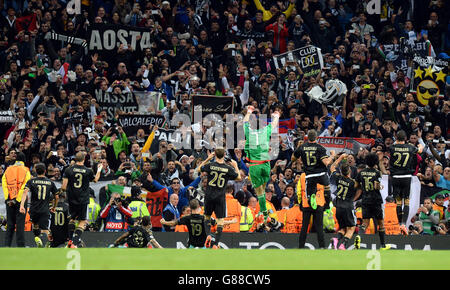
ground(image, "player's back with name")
xmin=179 ymin=213 xmax=209 ymax=247
xmin=294 ymin=142 xmax=328 ymax=175
xmin=26 ymin=176 xmax=57 ymax=213
xmin=356 ymin=168 xmax=383 ymax=205
xmin=50 ymin=201 xmax=69 ymax=243
xmin=64 ymin=164 xmax=94 ymax=203
xmin=332 ymin=173 xmax=357 ymax=208
xmin=202 ymin=162 xmax=238 ymax=198
xmin=389 ymin=143 xmax=418 ymax=175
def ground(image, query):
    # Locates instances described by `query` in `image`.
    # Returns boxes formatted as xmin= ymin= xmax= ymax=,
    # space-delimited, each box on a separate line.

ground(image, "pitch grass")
xmin=1 ymin=248 xmax=450 ymax=270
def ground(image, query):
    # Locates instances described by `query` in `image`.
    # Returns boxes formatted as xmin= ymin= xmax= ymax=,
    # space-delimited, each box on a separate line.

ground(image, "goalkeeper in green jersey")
xmin=243 ymin=106 xmax=280 ymax=224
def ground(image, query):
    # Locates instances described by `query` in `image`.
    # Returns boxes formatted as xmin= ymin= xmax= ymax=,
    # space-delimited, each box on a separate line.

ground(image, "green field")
xmin=1 ymin=248 xmax=450 ymax=270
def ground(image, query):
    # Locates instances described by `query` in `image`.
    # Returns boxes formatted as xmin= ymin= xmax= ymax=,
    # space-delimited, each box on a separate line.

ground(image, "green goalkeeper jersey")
xmin=244 ymin=122 xmax=272 ymax=162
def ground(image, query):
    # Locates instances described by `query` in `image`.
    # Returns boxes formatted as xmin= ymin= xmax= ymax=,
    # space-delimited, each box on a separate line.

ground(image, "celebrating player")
xmin=389 ymin=130 xmax=424 ymax=233
xmin=243 ymin=106 xmax=280 ymax=224
xmin=329 ymin=154 xmax=360 ymax=250
xmin=197 ymin=148 xmax=241 ymax=249
xmin=355 ymin=152 xmax=391 ymax=250
xmin=292 ymin=129 xmax=334 ymax=210
xmin=111 ymin=216 xmax=163 ymax=248
xmin=19 ymin=163 xmax=58 ymax=247
xmin=60 ymin=152 xmax=102 ymax=248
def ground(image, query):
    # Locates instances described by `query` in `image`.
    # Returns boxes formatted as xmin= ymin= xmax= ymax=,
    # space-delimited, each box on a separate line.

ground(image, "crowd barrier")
xmin=1 ymin=232 xmax=449 ymax=250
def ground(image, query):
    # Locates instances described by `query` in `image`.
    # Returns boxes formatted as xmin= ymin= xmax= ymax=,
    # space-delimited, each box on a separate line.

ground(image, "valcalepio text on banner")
xmin=410 ymin=55 xmax=448 ymax=106
xmin=191 ymin=95 xmax=234 ymax=119
xmin=306 ymin=136 xmax=375 ymax=155
xmin=88 ymin=23 xmax=152 ymax=52
xmin=118 ymin=114 xmax=166 ymax=136
xmin=273 ymin=45 xmax=323 ymax=77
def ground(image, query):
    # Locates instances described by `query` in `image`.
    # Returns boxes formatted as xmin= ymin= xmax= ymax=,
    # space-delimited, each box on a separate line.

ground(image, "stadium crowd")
xmin=0 ymin=0 xmax=450 ymax=246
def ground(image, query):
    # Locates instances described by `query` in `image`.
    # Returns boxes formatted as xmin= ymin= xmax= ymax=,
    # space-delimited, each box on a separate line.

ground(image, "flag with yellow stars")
xmin=410 ymin=55 xmax=448 ymax=106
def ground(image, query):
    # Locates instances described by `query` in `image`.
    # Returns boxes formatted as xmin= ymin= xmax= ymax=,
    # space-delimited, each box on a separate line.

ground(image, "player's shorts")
xmin=362 ymin=203 xmax=384 ymax=220
xmin=69 ymin=203 xmax=89 ymax=221
xmin=305 ymin=172 xmax=329 ymax=198
xmin=248 ymin=162 xmax=271 ymax=189
xmin=335 ymin=206 xmax=356 ymax=228
xmin=204 ymin=194 xmax=226 ymax=219
xmin=50 ymin=239 xmax=68 ymax=248
xmin=390 ymin=175 xmax=412 ymax=200
xmin=30 ymin=211 xmax=50 ymax=230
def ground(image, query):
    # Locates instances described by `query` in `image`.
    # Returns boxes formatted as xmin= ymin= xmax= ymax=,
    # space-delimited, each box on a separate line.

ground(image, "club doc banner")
xmin=273 ymin=45 xmax=323 ymax=77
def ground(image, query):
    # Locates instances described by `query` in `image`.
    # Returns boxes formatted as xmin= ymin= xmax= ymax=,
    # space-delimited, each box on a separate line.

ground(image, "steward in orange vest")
xmin=2 ymin=154 xmax=31 ymax=247
xmin=285 ymin=205 xmax=303 ymax=233
xmin=223 ymin=193 xmax=241 ymax=233
xmin=383 ymin=201 xmax=400 ymax=235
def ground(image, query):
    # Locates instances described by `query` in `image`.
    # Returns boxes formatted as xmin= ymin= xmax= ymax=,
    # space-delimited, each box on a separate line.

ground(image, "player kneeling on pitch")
xmin=110 ymin=216 xmax=163 ymax=248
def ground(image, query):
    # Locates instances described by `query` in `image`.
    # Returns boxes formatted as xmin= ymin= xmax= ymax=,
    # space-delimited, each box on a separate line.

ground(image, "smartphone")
xmin=151 ymin=10 xmax=159 ymax=15
xmin=52 ymin=151 xmax=58 ymax=156
xmin=421 ymin=29 xmax=428 ymax=37
xmin=228 ymin=44 xmax=236 ymax=49
xmin=164 ymin=50 xmax=170 ymax=54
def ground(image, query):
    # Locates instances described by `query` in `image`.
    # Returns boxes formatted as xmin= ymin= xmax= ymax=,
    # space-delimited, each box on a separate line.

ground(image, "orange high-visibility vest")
xmin=276 ymin=208 xmax=289 ymax=233
xmin=2 ymin=162 xmax=31 ymax=202
xmin=249 ymin=206 xmax=259 ymax=232
xmin=432 ymin=204 xmax=445 ymax=220
xmin=297 ymin=173 xmax=325 ymax=208
xmin=175 ymin=224 xmax=188 ymax=232
xmin=25 ymin=212 xmax=32 ymax=231
xmin=332 ymin=206 xmax=339 ymax=230
xmin=223 ymin=194 xmax=241 ymax=233
xmin=384 ymin=202 xmax=400 ymax=235
xmin=285 ymin=205 xmax=303 ymax=233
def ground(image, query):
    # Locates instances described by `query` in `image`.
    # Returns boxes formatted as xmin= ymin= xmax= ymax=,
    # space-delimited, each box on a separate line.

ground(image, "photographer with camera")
xmin=411 ymin=197 xmax=440 ymax=235
xmin=409 ymin=221 xmax=426 ymax=235
xmin=99 ymin=192 xmax=133 ymax=232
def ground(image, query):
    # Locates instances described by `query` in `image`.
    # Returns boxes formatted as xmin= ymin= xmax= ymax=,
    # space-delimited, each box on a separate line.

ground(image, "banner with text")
xmin=94 ymin=90 xmax=139 ymax=120
xmin=273 ymin=45 xmax=323 ymax=77
xmin=191 ymin=95 xmax=234 ymax=120
xmin=88 ymin=23 xmax=152 ymax=52
xmin=118 ymin=114 xmax=166 ymax=136
xmin=311 ymin=137 xmax=375 ymax=155
xmin=377 ymin=40 xmax=434 ymax=72
xmin=0 ymin=111 xmax=15 ymax=123
xmin=149 ymin=128 xmax=192 ymax=154
xmin=410 ymin=55 xmax=448 ymax=106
